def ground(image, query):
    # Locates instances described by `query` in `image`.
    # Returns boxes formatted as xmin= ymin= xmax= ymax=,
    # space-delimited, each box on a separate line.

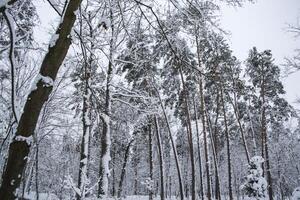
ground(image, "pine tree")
xmin=242 ymin=156 xmax=268 ymax=200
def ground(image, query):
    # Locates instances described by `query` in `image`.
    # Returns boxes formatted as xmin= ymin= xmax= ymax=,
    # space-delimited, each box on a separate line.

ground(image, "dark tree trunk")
xmin=261 ymin=68 xmax=273 ymax=200
xmin=192 ymin=98 xmax=204 ymax=200
xmin=205 ymin=109 xmax=221 ymax=200
xmin=178 ymin=65 xmax=196 ymax=200
xmin=155 ymin=87 xmax=184 ymax=200
xmin=220 ymin=88 xmax=233 ymax=200
xmin=154 ymin=117 xmax=165 ymax=200
xmin=98 ymin=3 xmax=114 ymax=197
xmin=117 ymin=134 xmax=136 ymax=198
xmin=195 ymin=32 xmax=212 ymax=200
xmin=0 ymin=1 xmax=82 ymax=199
xmin=148 ymin=123 xmax=154 ymax=200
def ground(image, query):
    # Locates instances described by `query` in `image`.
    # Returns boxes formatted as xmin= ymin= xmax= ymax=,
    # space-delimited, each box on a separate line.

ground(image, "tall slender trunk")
xmin=178 ymin=65 xmax=196 ymax=200
xmin=228 ymin=93 xmax=250 ymax=164
xmin=97 ymin=62 xmax=112 ymax=198
xmin=77 ymin=10 xmax=92 ymax=199
xmin=35 ymin=137 xmax=39 ymax=200
xmin=246 ymin=100 xmax=257 ymax=155
xmin=98 ymin=2 xmax=114 ymax=197
xmin=76 ymin=84 xmax=90 ymax=200
xmin=198 ymin=78 xmax=211 ymax=200
xmin=117 ymin=134 xmax=136 ymax=198
xmin=205 ymin=109 xmax=221 ymax=200
xmin=154 ymin=117 xmax=165 ymax=200
xmin=192 ymin=98 xmax=204 ymax=200
xmin=228 ymin=72 xmax=250 ymax=164
xmin=148 ymin=123 xmax=154 ymax=200
xmin=220 ymin=87 xmax=233 ymax=200
xmin=154 ymin=86 xmax=184 ymax=200
xmin=0 ymin=1 xmax=82 ymax=198
xmin=261 ymin=70 xmax=273 ymax=200
xmin=195 ymin=32 xmax=212 ymax=200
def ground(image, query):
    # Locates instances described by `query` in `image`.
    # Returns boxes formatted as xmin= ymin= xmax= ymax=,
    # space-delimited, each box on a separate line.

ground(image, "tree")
xmin=0 ymin=0 xmax=83 ymax=198
xmin=242 ymin=156 xmax=268 ymax=200
xmin=246 ymin=47 xmax=294 ymax=200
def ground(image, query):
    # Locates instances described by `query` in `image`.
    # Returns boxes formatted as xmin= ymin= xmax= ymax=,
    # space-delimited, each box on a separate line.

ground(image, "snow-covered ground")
xmin=22 ymin=192 xmax=179 ymax=200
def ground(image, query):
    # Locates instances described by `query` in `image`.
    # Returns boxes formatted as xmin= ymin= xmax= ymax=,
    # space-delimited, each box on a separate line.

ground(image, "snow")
xmin=21 ymin=192 xmax=59 ymax=200
xmin=0 ymin=0 xmax=8 ymax=8
xmin=49 ymin=33 xmax=59 ymax=48
xmin=17 ymin=194 xmax=178 ymax=200
xmin=15 ymin=135 xmax=33 ymax=146
xmin=30 ymin=74 xmax=54 ymax=92
xmin=292 ymin=187 xmax=300 ymax=200
xmin=241 ymin=156 xmax=268 ymax=200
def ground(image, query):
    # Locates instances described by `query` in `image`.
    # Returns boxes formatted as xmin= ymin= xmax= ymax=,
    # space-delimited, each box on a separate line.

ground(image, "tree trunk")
xmin=98 ymin=2 xmax=114 ymax=197
xmin=0 ymin=1 xmax=82 ymax=199
xmin=228 ymin=70 xmax=250 ymax=163
xmin=192 ymin=98 xmax=204 ymax=200
xmin=220 ymin=87 xmax=233 ymax=200
xmin=117 ymin=134 xmax=136 ymax=198
xmin=148 ymin=123 xmax=154 ymax=200
xmin=195 ymin=32 xmax=212 ymax=200
xmin=155 ymin=86 xmax=184 ymax=200
xmin=198 ymin=78 xmax=211 ymax=200
xmin=178 ymin=65 xmax=196 ymax=200
xmin=205 ymin=109 xmax=221 ymax=200
xmin=261 ymin=70 xmax=273 ymax=200
xmin=154 ymin=117 xmax=165 ymax=200
xmin=76 ymin=85 xmax=90 ymax=200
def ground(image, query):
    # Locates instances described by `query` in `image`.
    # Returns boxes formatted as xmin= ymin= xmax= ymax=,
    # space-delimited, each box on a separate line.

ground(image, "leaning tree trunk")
xmin=154 ymin=116 xmax=165 ymax=200
xmin=117 ymin=132 xmax=136 ymax=198
xmin=0 ymin=1 xmax=82 ymax=199
xmin=154 ymin=86 xmax=184 ymax=200
xmin=229 ymin=69 xmax=250 ymax=164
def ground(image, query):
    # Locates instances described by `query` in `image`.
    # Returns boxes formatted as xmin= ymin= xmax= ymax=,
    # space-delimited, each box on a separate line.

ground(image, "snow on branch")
xmin=30 ymin=74 xmax=54 ymax=92
xmin=14 ymin=135 xmax=33 ymax=146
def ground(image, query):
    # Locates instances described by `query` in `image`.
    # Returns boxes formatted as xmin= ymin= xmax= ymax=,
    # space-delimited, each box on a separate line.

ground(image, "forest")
xmin=0 ymin=0 xmax=300 ymax=199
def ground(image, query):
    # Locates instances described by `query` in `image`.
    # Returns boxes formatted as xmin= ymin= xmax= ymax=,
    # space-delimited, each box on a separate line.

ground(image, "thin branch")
xmin=3 ymin=9 xmax=18 ymax=123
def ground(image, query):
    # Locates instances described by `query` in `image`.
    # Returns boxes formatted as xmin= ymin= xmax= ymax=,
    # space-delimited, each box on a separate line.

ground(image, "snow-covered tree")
xmin=241 ymin=156 xmax=268 ymax=200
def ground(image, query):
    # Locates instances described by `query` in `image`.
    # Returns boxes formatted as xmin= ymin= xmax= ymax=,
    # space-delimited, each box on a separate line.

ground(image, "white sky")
xmin=220 ymin=0 xmax=300 ymax=106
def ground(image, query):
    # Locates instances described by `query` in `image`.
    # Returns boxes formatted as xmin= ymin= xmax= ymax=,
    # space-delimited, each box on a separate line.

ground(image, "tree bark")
xmin=178 ymin=65 xmax=196 ymax=200
xmin=192 ymin=98 xmax=204 ymax=200
xmin=154 ymin=117 xmax=165 ymax=200
xmin=117 ymin=135 xmax=136 ymax=198
xmin=220 ymin=87 xmax=233 ymax=200
xmin=148 ymin=123 xmax=154 ymax=200
xmin=205 ymin=108 xmax=221 ymax=200
xmin=0 ymin=1 xmax=82 ymax=199
xmin=98 ymin=2 xmax=114 ymax=197
xmin=195 ymin=32 xmax=212 ymax=200
xmin=261 ymin=66 xmax=273 ymax=200
xmin=154 ymin=86 xmax=184 ymax=200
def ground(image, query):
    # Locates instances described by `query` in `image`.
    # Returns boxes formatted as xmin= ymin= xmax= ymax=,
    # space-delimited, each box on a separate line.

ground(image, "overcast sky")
xmin=220 ymin=0 xmax=300 ymax=106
